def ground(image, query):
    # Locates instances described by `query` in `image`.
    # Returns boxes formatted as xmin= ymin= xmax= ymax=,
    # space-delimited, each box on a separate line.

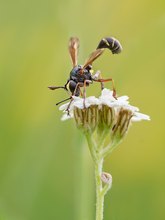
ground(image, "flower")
xmin=59 ymin=88 xmax=150 ymax=155
xmin=59 ymin=88 xmax=150 ymax=123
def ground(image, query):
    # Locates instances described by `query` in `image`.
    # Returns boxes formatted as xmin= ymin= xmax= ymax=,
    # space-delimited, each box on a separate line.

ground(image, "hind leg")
xmin=93 ymin=76 xmax=117 ymax=99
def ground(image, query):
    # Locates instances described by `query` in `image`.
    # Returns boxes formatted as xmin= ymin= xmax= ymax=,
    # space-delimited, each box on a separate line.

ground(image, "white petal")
xmin=117 ymin=95 xmax=129 ymax=101
xmin=61 ymin=112 xmax=73 ymax=121
xmin=72 ymin=96 xmax=82 ymax=102
xmin=73 ymin=100 xmax=84 ymax=109
xmin=99 ymin=89 xmax=116 ymax=106
xmin=73 ymin=96 xmax=100 ymax=109
xmin=123 ymin=104 xmax=139 ymax=112
xmin=85 ymin=96 xmax=100 ymax=106
xmin=131 ymin=112 xmax=150 ymax=122
xmin=59 ymin=102 xmax=70 ymax=111
xmin=101 ymin=88 xmax=114 ymax=97
xmin=111 ymin=96 xmax=130 ymax=107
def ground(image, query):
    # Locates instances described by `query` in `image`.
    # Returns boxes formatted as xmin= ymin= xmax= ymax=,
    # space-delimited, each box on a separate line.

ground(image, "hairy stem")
xmin=85 ymin=132 xmax=113 ymax=220
xmin=95 ymin=158 xmax=104 ymax=220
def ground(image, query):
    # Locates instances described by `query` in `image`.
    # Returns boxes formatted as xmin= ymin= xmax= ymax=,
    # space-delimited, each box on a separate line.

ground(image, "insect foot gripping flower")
xmin=59 ymin=88 xmax=150 ymax=220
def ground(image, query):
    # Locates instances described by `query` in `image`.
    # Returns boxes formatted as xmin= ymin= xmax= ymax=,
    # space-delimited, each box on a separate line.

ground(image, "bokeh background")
xmin=0 ymin=0 xmax=164 ymax=219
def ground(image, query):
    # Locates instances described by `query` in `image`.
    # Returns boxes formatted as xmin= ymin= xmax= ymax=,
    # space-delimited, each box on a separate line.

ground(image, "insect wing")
xmin=82 ymin=48 xmax=104 ymax=69
xmin=68 ymin=37 xmax=80 ymax=67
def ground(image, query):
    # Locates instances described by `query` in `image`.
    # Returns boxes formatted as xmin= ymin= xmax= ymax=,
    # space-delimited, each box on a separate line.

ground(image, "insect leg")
xmin=64 ymin=79 xmax=70 ymax=90
xmin=48 ymin=79 xmax=69 ymax=91
xmin=48 ymin=79 xmax=70 ymax=96
xmin=48 ymin=86 xmax=66 ymax=90
xmin=92 ymin=70 xmax=104 ymax=90
xmin=99 ymin=73 xmax=105 ymax=90
xmin=94 ymin=78 xmax=117 ymax=99
xmin=82 ymin=80 xmax=93 ymax=108
xmin=56 ymin=97 xmax=72 ymax=106
xmin=66 ymin=82 xmax=83 ymax=115
xmin=66 ymin=97 xmax=74 ymax=115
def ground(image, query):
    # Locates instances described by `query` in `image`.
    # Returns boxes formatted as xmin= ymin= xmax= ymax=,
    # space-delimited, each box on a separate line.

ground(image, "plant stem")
xmin=85 ymin=132 xmax=97 ymax=162
xmin=85 ymin=132 xmax=112 ymax=220
xmin=95 ymin=158 xmax=104 ymax=220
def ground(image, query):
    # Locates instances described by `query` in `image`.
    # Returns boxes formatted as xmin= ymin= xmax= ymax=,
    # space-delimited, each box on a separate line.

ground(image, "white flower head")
xmin=58 ymin=88 xmax=150 ymax=157
xmin=59 ymin=88 xmax=150 ymax=139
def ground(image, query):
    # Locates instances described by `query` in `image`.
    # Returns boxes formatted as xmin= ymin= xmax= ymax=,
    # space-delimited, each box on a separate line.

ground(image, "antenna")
xmin=56 ymin=97 xmax=72 ymax=106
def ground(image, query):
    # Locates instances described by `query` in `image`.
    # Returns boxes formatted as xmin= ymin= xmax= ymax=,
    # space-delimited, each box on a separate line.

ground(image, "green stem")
xmin=101 ymin=138 xmax=121 ymax=158
xmin=101 ymin=181 xmax=112 ymax=197
xmin=85 ymin=132 xmax=113 ymax=220
xmin=97 ymin=129 xmax=109 ymax=151
xmin=85 ymin=132 xmax=97 ymax=162
xmin=95 ymin=158 xmax=104 ymax=220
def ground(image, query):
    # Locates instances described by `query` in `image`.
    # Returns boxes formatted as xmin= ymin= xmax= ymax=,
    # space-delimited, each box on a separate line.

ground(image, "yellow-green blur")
xmin=0 ymin=0 xmax=164 ymax=219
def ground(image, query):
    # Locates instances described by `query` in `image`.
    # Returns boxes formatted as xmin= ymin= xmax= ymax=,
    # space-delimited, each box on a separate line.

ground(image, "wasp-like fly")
xmin=48 ymin=37 xmax=122 ymax=110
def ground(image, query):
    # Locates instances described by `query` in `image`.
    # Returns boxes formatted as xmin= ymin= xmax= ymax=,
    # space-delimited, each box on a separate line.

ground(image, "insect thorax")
xmin=70 ymin=65 xmax=92 ymax=83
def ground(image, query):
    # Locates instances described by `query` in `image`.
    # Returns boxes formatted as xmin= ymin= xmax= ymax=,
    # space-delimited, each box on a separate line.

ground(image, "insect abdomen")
xmin=97 ymin=37 xmax=122 ymax=54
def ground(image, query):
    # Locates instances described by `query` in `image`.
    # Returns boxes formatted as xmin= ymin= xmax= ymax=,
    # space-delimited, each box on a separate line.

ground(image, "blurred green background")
xmin=0 ymin=0 xmax=164 ymax=219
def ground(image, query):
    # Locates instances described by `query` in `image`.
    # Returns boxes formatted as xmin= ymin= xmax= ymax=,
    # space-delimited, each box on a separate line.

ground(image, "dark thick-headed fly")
xmin=48 ymin=37 xmax=122 ymax=107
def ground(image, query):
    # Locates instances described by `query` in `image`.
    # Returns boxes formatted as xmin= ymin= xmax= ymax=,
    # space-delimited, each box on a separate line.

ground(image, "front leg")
xmin=83 ymin=80 xmax=93 ymax=108
xmin=66 ymin=82 xmax=83 ymax=115
xmin=92 ymin=70 xmax=104 ymax=90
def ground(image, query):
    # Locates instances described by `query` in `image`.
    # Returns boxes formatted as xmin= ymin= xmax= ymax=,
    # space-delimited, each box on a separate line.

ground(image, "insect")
xmin=48 ymin=37 xmax=122 ymax=111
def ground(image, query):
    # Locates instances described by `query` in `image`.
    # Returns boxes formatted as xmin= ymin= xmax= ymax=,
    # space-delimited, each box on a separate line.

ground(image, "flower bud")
xmin=101 ymin=172 xmax=112 ymax=185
